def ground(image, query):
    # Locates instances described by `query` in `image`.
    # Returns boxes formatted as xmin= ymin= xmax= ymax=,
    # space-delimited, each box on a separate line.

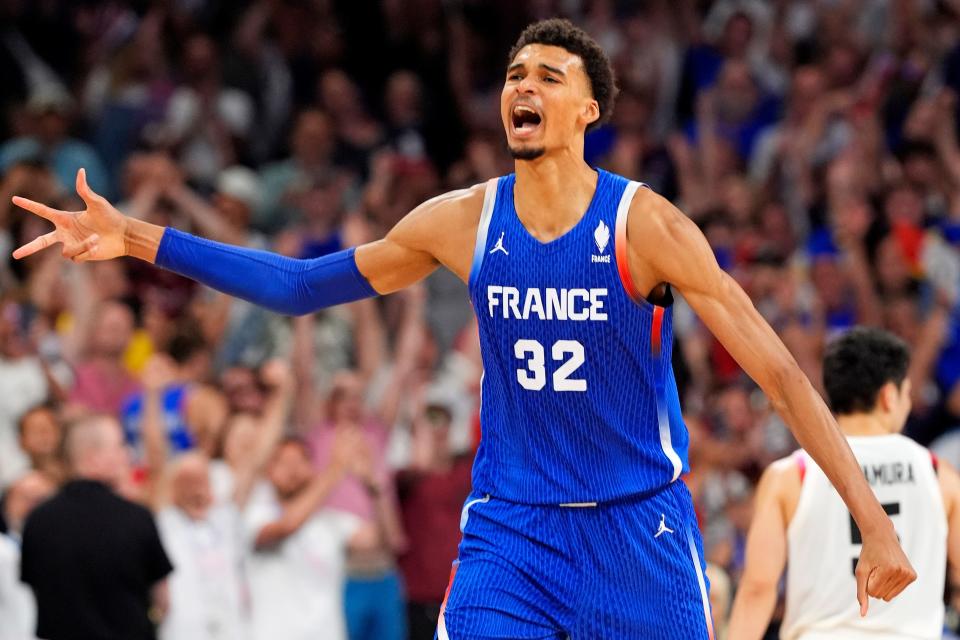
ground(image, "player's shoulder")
xmin=762 ymin=452 xmax=805 ymax=491
xmin=619 ymin=179 xmax=695 ymax=251
xmin=417 ymin=181 xmax=490 ymax=222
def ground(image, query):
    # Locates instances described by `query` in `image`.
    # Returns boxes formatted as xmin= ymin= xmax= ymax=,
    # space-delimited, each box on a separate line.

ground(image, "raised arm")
xmin=12 ymin=169 xmax=484 ymax=313
xmin=625 ymin=188 xmax=914 ymax=613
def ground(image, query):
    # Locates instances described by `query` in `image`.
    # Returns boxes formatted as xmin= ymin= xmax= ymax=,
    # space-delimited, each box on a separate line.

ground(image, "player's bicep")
xmin=355 ymin=202 xmax=440 ymax=295
xmin=635 ymin=195 xmax=797 ymax=391
xmin=355 ymin=185 xmax=483 ymax=294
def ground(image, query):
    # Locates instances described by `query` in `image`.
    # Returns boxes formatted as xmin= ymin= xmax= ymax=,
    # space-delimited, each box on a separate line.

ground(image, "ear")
xmin=876 ymin=382 xmax=898 ymax=413
xmin=582 ymin=99 xmax=600 ymax=127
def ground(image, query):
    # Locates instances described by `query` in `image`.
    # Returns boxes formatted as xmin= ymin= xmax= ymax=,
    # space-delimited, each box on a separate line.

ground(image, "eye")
xmin=508 ymin=73 xmax=522 ymax=81
xmin=544 ymin=76 xmax=559 ymax=84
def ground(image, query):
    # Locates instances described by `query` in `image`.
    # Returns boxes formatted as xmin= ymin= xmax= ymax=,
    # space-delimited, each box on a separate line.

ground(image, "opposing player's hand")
xmin=12 ymin=168 xmax=127 ymax=262
xmin=855 ymin=526 xmax=916 ymax=616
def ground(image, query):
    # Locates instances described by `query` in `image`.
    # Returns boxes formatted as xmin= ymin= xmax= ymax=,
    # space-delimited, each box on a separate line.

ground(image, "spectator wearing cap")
xmin=0 ymin=87 xmax=109 ymax=197
xmin=396 ymin=396 xmax=473 ymax=640
xmin=20 ymin=414 xmax=172 ymax=640
xmin=0 ymin=471 xmax=55 ymax=640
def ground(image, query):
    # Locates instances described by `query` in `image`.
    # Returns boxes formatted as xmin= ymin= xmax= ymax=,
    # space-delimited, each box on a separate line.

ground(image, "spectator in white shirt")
xmin=244 ymin=433 xmax=387 ymax=640
xmin=0 ymin=471 xmax=56 ymax=640
xmin=142 ymin=355 xmax=293 ymax=640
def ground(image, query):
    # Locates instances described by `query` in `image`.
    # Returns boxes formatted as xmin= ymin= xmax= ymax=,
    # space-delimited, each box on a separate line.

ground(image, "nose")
xmin=516 ymin=75 xmax=536 ymax=95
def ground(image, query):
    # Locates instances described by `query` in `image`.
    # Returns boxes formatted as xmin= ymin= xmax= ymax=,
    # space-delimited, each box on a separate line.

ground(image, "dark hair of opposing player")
xmin=822 ymin=327 xmax=910 ymax=415
xmin=508 ymin=18 xmax=618 ymax=132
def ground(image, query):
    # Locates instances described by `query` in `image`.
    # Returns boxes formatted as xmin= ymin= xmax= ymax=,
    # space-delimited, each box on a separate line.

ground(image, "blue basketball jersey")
xmin=468 ymin=169 xmax=690 ymax=504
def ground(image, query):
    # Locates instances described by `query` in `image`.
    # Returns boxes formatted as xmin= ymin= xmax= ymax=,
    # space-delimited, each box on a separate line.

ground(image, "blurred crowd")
xmin=3 ymin=0 xmax=960 ymax=638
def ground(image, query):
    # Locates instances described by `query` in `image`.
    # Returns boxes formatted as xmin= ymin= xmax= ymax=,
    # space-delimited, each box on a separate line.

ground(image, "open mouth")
xmin=511 ymin=104 xmax=542 ymax=134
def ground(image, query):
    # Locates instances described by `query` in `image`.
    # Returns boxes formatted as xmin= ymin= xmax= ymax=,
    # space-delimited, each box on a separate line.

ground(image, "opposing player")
xmin=11 ymin=18 xmax=914 ymax=639
xmin=728 ymin=327 xmax=960 ymax=640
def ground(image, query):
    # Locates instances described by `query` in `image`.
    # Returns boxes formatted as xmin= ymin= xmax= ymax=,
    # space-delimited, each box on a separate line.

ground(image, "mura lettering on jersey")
xmin=486 ymin=285 xmax=608 ymax=321
xmin=862 ymin=461 xmax=915 ymax=486
xmin=592 ymin=220 xmax=611 ymax=263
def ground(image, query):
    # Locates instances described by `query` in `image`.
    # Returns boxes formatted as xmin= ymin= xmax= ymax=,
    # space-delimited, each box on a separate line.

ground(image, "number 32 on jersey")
xmin=514 ymin=339 xmax=586 ymax=392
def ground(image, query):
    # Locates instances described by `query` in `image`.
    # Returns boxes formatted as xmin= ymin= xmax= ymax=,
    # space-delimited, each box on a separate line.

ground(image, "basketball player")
xmin=728 ymin=327 xmax=960 ymax=640
xmin=11 ymin=19 xmax=914 ymax=639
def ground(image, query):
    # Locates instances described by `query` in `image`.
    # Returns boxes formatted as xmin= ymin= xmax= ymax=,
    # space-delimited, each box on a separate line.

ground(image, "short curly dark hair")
xmin=823 ymin=327 xmax=910 ymax=415
xmin=508 ymin=19 xmax=617 ymax=132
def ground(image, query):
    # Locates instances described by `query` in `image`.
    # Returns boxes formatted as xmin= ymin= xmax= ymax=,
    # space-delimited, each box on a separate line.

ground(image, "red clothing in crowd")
xmin=397 ymin=454 xmax=473 ymax=602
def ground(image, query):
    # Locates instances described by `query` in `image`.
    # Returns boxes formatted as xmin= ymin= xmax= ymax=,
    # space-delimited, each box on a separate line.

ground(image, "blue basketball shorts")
xmin=435 ymin=480 xmax=714 ymax=639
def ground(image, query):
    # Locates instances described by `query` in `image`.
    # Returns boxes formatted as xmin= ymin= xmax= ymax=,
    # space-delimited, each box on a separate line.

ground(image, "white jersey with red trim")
xmin=781 ymin=434 xmax=946 ymax=640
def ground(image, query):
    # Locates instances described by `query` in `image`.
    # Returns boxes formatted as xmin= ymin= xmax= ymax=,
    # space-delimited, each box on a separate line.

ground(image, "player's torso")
xmin=782 ymin=434 xmax=947 ymax=640
xmin=467 ymin=170 xmax=689 ymax=504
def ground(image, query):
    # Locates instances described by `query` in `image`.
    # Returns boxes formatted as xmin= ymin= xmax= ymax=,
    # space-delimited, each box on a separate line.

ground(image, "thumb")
xmin=75 ymin=168 xmax=102 ymax=207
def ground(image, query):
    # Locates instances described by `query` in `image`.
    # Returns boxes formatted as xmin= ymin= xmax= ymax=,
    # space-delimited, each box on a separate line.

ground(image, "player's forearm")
xmin=145 ymin=227 xmax=378 ymax=315
xmin=772 ymin=366 xmax=892 ymax=535
xmin=727 ymin=581 xmax=777 ymax=640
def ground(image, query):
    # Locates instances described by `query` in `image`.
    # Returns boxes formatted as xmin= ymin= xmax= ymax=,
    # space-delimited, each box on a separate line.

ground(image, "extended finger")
xmin=856 ymin=565 xmax=872 ymax=617
xmin=12 ymin=231 xmax=58 ymax=259
xmin=11 ymin=196 xmax=66 ymax=223
xmin=63 ymin=234 xmax=99 ymax=260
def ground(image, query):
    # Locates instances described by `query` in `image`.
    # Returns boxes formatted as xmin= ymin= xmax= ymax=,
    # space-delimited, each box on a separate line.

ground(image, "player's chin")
xmin=509 ymin=144 xmax=547 ymax=161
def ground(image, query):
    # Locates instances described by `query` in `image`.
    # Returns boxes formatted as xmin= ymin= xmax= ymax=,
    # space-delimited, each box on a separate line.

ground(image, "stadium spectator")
xmin=397 ymin=398 xmax=473 ymax=639
xmin=121 ymin=328 xmax=227 ymax=460
xmin=0 ymin=299 xmax=50 ymax=487
xmin=4 ymin=1 xmax=960 ymax=636
xmin=243 ymin=435 xmax=389 ymax=640
xmin=16 ymin=405 xmax=65 ymax=484
xmin=0 ymin=88 xmax=109 ymax=197
xmin=0 ymin=471 xmax=54 ymax=640
xmin=20 ymin=414 xmax=172 ymax=640
xmin=67 ymin=300 xmax=141 ymax=416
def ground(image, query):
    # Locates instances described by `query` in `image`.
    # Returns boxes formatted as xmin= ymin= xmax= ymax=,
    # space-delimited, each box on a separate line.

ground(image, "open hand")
xmin=12 ymin=168 xmax=127 ymax=263
xmin=856 ymin=525 xmax=917 ymax=616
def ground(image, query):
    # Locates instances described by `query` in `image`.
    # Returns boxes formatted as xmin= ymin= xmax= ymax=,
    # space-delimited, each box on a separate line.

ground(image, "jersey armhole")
xmin=614 ymin=181 xmax=662 ymax=306
xmin=931 ymin=451 xmax=939 ymax=473
xmin=467 ymin=178 xmax=500 ymax=291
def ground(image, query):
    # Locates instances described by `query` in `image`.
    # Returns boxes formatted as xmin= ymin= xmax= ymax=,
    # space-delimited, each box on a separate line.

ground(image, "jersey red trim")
xmin=794 ymin=451 xmax=807 ymax=483
xmin=651 ymin=306 xmax=664 ymax=357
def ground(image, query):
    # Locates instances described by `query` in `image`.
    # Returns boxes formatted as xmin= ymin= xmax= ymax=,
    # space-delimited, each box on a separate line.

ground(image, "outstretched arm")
xmin=625 ymin=188 xmax=915 ymax=613
xmin=727 ymin=459 xmax=795 ymax=639
xmin=12 ymin=169 xmax=483 ymax=314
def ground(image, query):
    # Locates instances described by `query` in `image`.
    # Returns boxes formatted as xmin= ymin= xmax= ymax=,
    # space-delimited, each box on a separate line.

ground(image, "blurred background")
xmin=2 ymin=1 xmax=960 ymax=639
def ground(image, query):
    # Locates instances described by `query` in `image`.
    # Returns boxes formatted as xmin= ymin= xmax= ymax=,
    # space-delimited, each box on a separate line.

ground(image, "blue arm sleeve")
xmin=155 ymin=228 xmax=378 ymax=315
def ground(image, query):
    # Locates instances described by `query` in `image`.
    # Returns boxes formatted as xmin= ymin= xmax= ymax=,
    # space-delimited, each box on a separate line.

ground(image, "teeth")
xmin=514 ymin=105 xmax=536 ymax=115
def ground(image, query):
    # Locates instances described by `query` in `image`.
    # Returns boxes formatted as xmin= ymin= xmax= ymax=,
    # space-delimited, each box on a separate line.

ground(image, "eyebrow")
xmin=507 ymin=62 xmax=567 ymax=76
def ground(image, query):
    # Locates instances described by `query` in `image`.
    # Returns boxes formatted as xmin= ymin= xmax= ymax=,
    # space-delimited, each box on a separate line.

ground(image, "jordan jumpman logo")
xmin=654 ymin=513 xmax=674 ymax=538
xmin=490 ymin=232 xmax=509 ymax=255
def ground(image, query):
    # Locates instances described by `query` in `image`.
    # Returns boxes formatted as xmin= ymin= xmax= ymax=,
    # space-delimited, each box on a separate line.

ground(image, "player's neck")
xmin=836 ymin=413 xmax=894 ymax=437
xmin=513 ymin=152 xmax=597 ymax=238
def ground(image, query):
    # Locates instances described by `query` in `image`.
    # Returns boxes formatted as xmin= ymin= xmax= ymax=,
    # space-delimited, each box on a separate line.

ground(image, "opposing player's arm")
xmin=937 ymin=458 xmax=960 ymax=574
xmin=625 ymin=189 xmax=914 ymax=611
xmin=727 ymin=458 xmax=796 ymax=640
xmin=12 ymin=168 xmax=483 ymax=313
